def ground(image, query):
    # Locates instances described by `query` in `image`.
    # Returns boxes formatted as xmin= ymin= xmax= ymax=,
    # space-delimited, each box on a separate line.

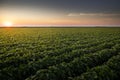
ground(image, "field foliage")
xmin=0 ymin=27 xmax=120 ymax=80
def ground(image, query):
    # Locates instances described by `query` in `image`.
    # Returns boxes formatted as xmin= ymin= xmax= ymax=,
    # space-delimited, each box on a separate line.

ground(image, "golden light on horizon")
xmin=3 ymin=21 xmax=13 ymax=27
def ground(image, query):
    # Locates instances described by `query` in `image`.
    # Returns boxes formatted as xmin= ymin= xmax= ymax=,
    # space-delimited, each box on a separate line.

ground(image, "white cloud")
xmin=68 ymin=13 xmax=80 ymax=16
xmin=68 ymin=13 xmax=120 ymax=17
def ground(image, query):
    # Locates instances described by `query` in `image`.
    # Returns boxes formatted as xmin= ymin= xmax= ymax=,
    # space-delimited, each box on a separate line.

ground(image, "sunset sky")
xmin=0 ymin=0 xmax=120 ymax=26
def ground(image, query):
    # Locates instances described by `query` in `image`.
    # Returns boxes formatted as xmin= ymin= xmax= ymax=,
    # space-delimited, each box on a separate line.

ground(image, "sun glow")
xmin=3 ymin=22 xmax=13 ymax=27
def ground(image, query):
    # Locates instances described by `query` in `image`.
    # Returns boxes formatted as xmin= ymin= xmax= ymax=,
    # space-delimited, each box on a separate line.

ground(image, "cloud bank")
xmin=68 ymin=13 xmax=120 ymax=17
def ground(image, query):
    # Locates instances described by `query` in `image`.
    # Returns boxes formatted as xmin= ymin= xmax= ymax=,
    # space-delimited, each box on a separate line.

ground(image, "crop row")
xmin=0 ymin=39 xmax=119 ymax=80
xmin=73 ymin=53 xmax=120 ymax=80
xmin=25 ymin=44 xmax=120 ymax=80
xmin=1 ymin=37 xmax=119 ymax=69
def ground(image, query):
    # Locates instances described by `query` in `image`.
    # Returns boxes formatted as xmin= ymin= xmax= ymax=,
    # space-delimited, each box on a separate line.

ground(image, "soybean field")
xmin=0 ymin=27 xmax=120 ymax=80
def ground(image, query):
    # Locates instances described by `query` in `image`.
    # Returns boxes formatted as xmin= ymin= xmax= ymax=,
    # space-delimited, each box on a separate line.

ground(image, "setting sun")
xmin=3 ymin=22 xmax=13 ymax=27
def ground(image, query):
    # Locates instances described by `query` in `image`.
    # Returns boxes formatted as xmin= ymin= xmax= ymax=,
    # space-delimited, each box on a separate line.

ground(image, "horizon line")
xmin=0 ymin=25 xmax=120 ymax=27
